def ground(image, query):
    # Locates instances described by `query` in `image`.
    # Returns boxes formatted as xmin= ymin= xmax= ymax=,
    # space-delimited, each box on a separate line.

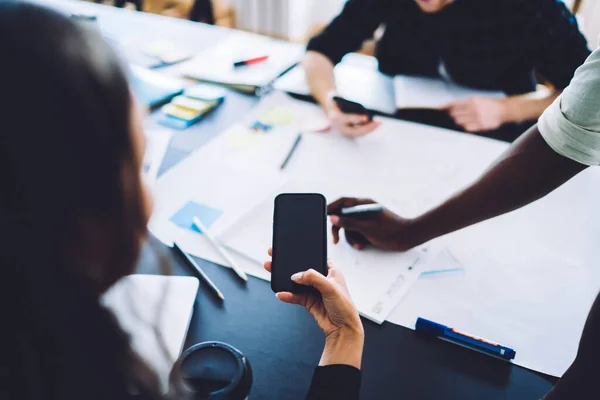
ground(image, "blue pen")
xmin=415 ymin=318 xmax=516 ymax=360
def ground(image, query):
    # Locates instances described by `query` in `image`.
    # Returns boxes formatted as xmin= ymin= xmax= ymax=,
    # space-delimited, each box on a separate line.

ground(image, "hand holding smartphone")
xmin=332 ymin=96 xmax=373 ymax=123
xmin=271 ymin=193 xmax=327 ymax=294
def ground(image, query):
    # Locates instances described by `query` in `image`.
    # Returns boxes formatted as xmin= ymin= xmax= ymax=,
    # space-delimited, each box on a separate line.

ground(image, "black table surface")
xmin=45 ymin=1 xmax=558 ymax=398
xmin=139 ymin=235 xmax=556 ymax=400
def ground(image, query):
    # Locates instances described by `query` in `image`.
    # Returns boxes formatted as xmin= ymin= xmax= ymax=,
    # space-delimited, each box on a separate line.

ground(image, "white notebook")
xmin=181 ymin=31 xmax=304 ymax=89
xmin=102 ymin=274 xmax=199 ymax=392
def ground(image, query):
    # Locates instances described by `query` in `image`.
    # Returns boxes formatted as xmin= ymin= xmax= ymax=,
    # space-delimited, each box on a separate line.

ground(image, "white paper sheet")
xmin=102 ymin=275 xmax=199 ymax=392
xmin=147 ymin=147 xmax=285 ymax=276
xmin=274 ymin=54 xmax=396 ymax=114
xmin=180 ymin=32 xmax=303 ymax=88
xmin=393 ymin=75 xmax=505 ymax=109
xmin=219 ymin=180 xmax=440 ymax=324
xmin=143 ymin=127 xmax=173 ymax=183
xmin=388 ymin=165 xmax=600 ymax=377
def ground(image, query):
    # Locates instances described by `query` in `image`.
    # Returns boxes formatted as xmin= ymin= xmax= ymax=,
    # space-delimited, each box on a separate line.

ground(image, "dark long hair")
xmin=0 ymin=2 xmax=168 ymax=399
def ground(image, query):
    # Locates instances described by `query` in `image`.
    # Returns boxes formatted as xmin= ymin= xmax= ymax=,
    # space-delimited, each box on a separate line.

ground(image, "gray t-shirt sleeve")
xmin=538 ymin=46 xmax=600 ymax=166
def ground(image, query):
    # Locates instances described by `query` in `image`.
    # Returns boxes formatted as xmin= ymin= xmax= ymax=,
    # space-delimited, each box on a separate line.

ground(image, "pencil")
xmin=280 ymin=133 xmax=303 ymax=170
xmin=172 ymin=242 xmax=225 ymax=300
xmin=192 ymin=216 xmax=248 ymax=282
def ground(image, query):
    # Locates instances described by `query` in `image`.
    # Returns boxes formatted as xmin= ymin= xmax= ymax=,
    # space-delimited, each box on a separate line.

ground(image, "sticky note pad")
xmin=172 ymin=96 xmax=219 ymax=113
xmin=162 ymin=103 xmax=202 ymax=121
xmin=169 ymin=201 xmax=223 ymax=233
xmin=158 ymin=114 xmax=195 ymax=130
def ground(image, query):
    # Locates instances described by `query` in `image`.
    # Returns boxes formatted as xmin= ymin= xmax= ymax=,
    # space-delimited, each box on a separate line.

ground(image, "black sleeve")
xmin=306 ymin=0 xmax=386 ymax=65
xmin=531 ymin=0 xmax=591 ymax=90
xmin=306 ymin=365 xmax=361 ymax=400
xmin=543 ymin=291 xmax=600 ymax=399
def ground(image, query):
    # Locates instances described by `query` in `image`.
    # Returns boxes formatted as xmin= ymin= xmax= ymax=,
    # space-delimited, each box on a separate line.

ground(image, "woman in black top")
xmin=304 ymin=0 xmax=590 ymax=138
xmin=0 ymin=3 xmax=363 ymax=400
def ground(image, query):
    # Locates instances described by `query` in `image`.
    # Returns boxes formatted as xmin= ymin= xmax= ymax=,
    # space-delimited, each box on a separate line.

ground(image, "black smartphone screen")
xmin=271 ymin=193 xmax=327 ymax=293
xmin=332 ymin=96 xmax=373 ymax=121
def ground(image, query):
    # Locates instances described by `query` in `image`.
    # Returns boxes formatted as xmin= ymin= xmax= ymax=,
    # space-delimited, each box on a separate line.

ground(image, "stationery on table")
xmin=416 ymin=317 xmax=516 ymax=361
xmin=279 ymin=133 xmax=303 ymax=170
xmin=339 ymin=203 xmax=385 ymax=215
xmin=233 ymin=55 xmax=269 ymax=68
xmin=181 ymin=32 xmax=304 ymax=94
xmin=148 ymin=156 xmax=285 ymax=280
xmin=129 ymin=64 xmax=185 ymax=109
xmin=192 ymin=216 xmax=248 ymax=282
xmin=172 ymin=242 xmax=225 ymax=300
xmin=158 ymin=89 xmax=224 ymax=130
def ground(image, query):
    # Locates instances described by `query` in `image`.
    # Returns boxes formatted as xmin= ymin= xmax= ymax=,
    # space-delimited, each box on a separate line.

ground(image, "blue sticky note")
xmin=169 ymin=201 xmax=223 ymax=233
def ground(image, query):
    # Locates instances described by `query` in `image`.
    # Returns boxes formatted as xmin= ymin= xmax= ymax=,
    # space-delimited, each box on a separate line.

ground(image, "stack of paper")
xmin=181 ymin=31 xmax=304 ymax=93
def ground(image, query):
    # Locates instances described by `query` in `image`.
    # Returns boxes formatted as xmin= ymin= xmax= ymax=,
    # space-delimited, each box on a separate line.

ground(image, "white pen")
xmin=192 ymin=216 xmax=248 ymax=282
xmin=340 ymin=203 xmax=384 ymax=215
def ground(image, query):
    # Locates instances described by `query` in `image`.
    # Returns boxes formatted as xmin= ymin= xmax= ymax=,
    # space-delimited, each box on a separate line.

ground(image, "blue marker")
xmin=415 ymin=318 xmax=516 ymax=360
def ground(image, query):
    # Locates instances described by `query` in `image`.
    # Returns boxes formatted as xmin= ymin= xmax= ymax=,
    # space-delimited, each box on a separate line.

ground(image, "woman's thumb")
xmin=291 ymin=269 xmax=335 ymax=296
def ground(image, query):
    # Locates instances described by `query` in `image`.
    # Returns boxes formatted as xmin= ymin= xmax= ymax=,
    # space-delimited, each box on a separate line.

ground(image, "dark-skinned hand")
xmin=327 ymin=197 xmax=418 ymax=252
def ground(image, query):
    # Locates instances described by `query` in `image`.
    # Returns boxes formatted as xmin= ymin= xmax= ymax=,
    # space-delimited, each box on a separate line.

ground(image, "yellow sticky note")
xmin=161 ymin=104 xmax=201 ymax=121
xmin=259 ymin=106 xmax=295 ymax=126
xmin=172 ymin=96 xmax=218 ymax=113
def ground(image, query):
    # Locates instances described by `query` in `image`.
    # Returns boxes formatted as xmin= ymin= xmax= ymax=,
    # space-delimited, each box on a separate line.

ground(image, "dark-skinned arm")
xmin=328 ymin=124 xmax=588 ymax=251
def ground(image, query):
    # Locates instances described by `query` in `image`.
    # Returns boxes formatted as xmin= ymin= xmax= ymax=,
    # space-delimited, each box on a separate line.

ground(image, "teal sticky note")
xmin=169 ymin=201 xmax=223 ymax=233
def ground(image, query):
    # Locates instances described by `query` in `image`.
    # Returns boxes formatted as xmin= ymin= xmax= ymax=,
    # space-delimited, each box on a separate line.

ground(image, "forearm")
xmin=410 ymin=125 xmax=587 ymax=246
xmin=303 ymin=51 xmax=337 ymax=110
xmin=502 ymin=89 xmax=560 ymax=123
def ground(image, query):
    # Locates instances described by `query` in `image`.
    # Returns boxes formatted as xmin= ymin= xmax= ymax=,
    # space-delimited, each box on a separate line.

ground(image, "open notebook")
xmin=273 ymin=53 xmax=504 ymax=113
xmin=181 ymin=31 xmax=304 ymax=94
xmin=102 ymin=274 xmax=199 ymax=392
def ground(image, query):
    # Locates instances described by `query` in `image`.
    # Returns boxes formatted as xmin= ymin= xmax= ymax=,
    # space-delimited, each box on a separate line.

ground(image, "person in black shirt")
xmin=304 ymin=0 xmax=590 ymax=138
xmin=0 ymin=3 xmax=363 ymax=400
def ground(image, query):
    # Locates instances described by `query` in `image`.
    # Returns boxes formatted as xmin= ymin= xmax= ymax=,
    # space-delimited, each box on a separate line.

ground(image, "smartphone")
xmin=332 ymin=96 xmax=373 ymax=122
xmin=271 ymin=193 xmax=327 ymax=294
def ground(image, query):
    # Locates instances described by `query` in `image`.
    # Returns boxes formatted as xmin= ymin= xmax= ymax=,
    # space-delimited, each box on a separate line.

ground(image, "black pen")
xmin=280 ymin=133 xmax=303 ymax=170
xmin=172 ymin=242 xmax=225 ymax=300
